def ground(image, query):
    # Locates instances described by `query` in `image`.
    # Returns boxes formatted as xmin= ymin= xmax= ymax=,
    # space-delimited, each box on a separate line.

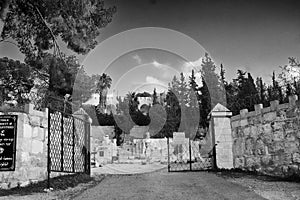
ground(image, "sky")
xmin=1 ymin=0 xmax=300 ymax=97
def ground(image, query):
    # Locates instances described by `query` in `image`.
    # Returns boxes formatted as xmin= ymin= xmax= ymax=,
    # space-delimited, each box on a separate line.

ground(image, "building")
xmin=83 ymin=93 xmax=118 ymax=114
xmin=137 ymin=96 xmax=152 ymax=109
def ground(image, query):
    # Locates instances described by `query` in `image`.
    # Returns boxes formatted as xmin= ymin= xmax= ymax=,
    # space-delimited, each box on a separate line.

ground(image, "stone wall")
xmin=231 ymin=95 xmax=300 ymax=177
xmin=0 ymin=104 xmax=48 ymax=189
xmin=0 ymin=104 xmax=90 ymax=189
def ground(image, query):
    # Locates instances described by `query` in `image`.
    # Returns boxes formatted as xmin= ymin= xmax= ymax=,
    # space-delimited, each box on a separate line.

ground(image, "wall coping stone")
xmin=231 ymin=95 xmax=298 ymax=122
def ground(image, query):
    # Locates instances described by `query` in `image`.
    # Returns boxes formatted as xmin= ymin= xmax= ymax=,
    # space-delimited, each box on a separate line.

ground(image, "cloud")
xmin=145 ymin=76 xmax=167 ymax=86
xmin=132 ymin=54 xmax=142 ymax=64
xmin=152 ymin=60 xmax=172 ymax=71
xmin=152 ymin=60 xmax=165 ymax=68
xmin=131 ymin=76 xmax=168 ymax=94
xmin=181 ymin=57 xmax=203 ymax=85
xmin=150 ymin=60 xmax=180 ymax=79
xmin=184 ymin=57 xmax=203 ymax=68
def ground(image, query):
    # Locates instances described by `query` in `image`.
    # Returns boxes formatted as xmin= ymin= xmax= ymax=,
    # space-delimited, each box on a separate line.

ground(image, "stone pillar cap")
xmin=209 ymin=103 xmax=232 ymax=118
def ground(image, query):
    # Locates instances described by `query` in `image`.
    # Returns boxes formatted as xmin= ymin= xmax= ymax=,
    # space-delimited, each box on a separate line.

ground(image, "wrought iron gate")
xmin=167 ymin=136 xmax=215 ymax=172
xmin=47 ymin=107 xmax=90 ymax=184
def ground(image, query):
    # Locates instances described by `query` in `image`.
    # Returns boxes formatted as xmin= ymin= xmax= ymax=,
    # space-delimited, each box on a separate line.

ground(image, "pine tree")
xmin=198 ymin=53 xmax=226 ymax=128
xmin=247 ymin=73 xmax=259 ymax=107
xmin=235 ymin=70 xmax=247 ymax=110
xmin=152 ymin=88 xmax=159 ymax=105
xmin=178 ymin=72 xmax=189 ymax=106
xmin=163 ymin=78 xmax=181 ymax=137
xmin=188 ymin=69 xmax=200 ymax=109
xmin=199 ymin=78 xmax=211 ymax=128
xmin=270 ymin=71 xmax=284 ymax=103
xmin=233 ymin=70 xmax=259 ymax=112
xmin=256 ymin=77 xmax=267 ymax=106
xmin=189 ymin=70 xmax=199 ymax=93
xmin=200 ymin=53 xmax=225 ymax=108
xmin=220 ymin=63 xmax=226 ymax=85
xmin=225 ymin=80 xmax=239 ymax=115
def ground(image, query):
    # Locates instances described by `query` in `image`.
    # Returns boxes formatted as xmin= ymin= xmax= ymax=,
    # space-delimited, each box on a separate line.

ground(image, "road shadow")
xmin=0 ymin=173 xmax=103 ymax=197
xmin=214 ymin=168 xmax=300 ymax=183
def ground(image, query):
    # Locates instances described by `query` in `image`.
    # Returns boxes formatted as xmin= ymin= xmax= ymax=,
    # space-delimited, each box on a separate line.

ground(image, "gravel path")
xmin=73 ymin=169 xmax=266 ymax=200
xmin=2 ymin=168 xmax=299 ymax=200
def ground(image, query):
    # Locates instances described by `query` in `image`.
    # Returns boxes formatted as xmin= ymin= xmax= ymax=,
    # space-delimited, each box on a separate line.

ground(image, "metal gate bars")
xmin=47 ymin=107 xmax=90 ymax=187
xmin=167 ymin=137 xmax=215 ymax=172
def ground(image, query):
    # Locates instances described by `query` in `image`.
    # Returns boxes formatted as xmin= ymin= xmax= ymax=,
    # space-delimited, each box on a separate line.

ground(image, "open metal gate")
xmin=47 ymin=106 xmax=90 ymax=187
xmin=167 ymin=135 xmax=215 ymax=172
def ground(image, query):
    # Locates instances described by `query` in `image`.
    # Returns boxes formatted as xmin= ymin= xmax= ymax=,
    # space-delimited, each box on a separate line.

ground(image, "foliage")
xmin=1 ymin=0 xmax=116 ymax=56
xmin=72 ymin=68 xmax=99 ymax=105
xmin=161 ymin=77 xmax=181 ymax=137
xmin=268 ymin=71 xmax=284 ymax=103
xmin=0 ymin=57 xmax=34 ymax=105
xmin=200 ymin=53 xmax=226 ymax=108
xmin=225 ymin=70 xmax=260 ymax=114
xmin=199 ymin=79 xmax=210 ymax=127
xmin=256 ymin=77 xmax=267 ymax=107
xmin=220 ymin=63 xmax=226 ymax=84
xmin=136 ymin=92 xmax=151 ymax=97
xmin=96 ymin=73 xmax=112 ymax=112
xmin=26 ymin=53 xmax=97 ymax=109
xmin=198 ymin=53 xmax=225 ymax=127
xmin=152 ymin=88 xmax=158 ymax=105
xmin=278 ymin=57 xmax=300 ymax=97
xmin=0 ymin=0 xmax=116 ymax=107
xmin=113 ymin=123 xmax=123 ymax=146
xmin=97 ymin=112 xmax=115 ymax=126
xmin=160 ymin=72 xmax=200 ymax=138
xmin=223 ymin=57 xmax=300 ymax=116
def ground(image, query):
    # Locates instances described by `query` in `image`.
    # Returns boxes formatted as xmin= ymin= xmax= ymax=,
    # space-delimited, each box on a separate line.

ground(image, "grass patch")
xmin=0 ymin=173 xmax=104 ymax=197
xmin=214 ymin=168 xmax=300 ymax=183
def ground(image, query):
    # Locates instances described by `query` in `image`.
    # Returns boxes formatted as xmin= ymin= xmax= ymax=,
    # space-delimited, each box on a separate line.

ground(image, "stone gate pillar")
xmin=209 ymin=103 xmax=233 ymax=169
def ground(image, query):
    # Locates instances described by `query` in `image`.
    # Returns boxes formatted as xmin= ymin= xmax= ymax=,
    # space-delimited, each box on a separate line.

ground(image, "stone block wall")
xmin=0 ymin=104 xmax=48 ymax=189
xmin=231 ymin=95 xmax=300 ymax=177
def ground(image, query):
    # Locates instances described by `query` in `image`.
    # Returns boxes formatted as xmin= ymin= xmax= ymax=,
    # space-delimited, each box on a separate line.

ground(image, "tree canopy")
xmin=0 ymin=0 xmax=116 ymax=107
xmin=0 ymin=57 xmax=34 ymax=105
xmin=1 ymin=0 xmax=116 ymax=57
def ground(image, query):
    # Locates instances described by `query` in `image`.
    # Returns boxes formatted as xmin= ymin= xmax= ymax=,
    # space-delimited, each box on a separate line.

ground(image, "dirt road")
xmin=73 ymin=169 xmax=266 ymax=200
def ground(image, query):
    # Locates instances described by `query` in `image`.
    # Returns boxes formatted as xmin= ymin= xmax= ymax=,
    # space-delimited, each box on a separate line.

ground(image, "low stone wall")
xmin=0 ymin=104 xmax=48 ymax=189
xmin=231 ymin=95 xmax=300 ymax=177
xmin=0 ymin=104 xmax=89 ymax=189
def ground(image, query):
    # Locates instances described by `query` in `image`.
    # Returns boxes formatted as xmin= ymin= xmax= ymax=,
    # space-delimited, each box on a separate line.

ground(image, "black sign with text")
xmin=0 ymin=115 xmax=17 ymax=171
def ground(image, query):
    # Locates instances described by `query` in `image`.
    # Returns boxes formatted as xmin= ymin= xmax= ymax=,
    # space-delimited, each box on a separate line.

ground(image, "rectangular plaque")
xmin=0 ymin=115 xmax=18 ymax=171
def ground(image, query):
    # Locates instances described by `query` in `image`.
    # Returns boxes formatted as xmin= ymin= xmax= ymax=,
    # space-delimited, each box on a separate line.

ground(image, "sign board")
xmin=173 ymin=132 xmax=185 ymax=144
xmin=0 ymin=115 xmax=18 ymax=171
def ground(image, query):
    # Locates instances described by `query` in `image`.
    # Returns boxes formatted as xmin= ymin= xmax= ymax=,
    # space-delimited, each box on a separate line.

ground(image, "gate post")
xmin=84 ymin=114 xmax=91 ymax=175
xmin=47 ymin=107 xmax=51 ymax=189
xmin=189 ymin=138 xmax=192 ymax=171
xmin=209 ymin=103 xmax=233 ymax=170
xmin=167 ymin=137 xmax=170 ymax=172
xmin=73 ymin=108 xmax=92 ymax=175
